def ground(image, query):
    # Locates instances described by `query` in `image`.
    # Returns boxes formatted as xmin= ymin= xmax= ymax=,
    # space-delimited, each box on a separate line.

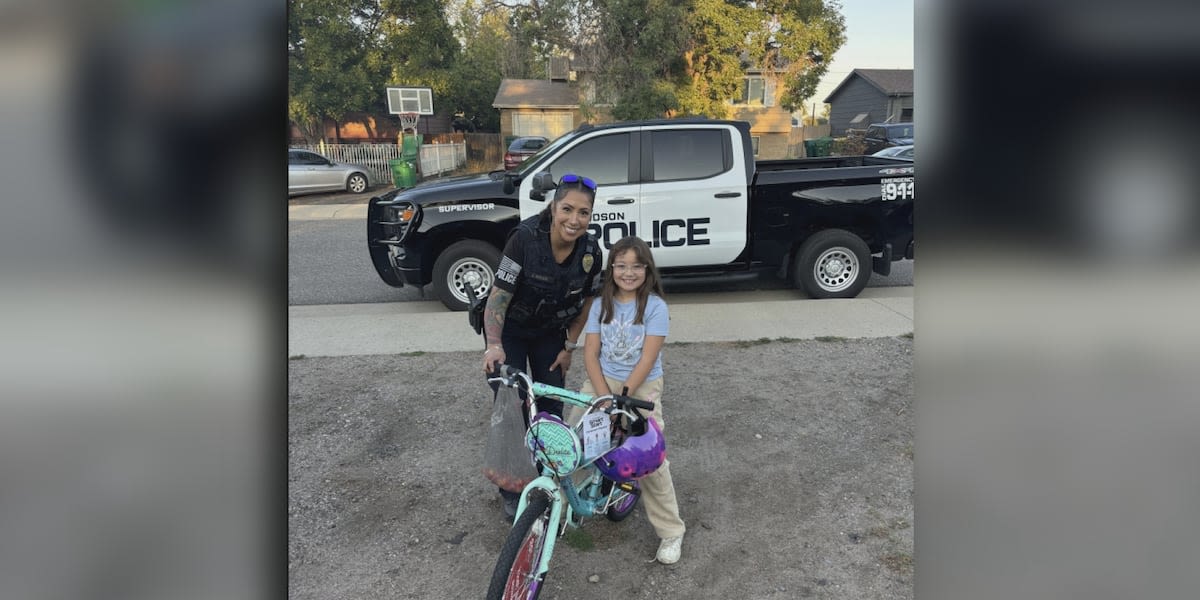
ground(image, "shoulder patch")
xmin=582 ymin=254 xmax=594 ymax=273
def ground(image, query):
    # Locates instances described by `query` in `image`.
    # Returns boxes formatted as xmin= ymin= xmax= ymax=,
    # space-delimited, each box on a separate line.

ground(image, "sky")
xmin=804 ymin=0 xmax=914 ymax=115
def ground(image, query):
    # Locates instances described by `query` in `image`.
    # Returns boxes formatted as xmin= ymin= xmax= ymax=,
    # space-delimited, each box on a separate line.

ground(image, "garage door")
xmin=512 ymin=113 xmax=574 ymax=140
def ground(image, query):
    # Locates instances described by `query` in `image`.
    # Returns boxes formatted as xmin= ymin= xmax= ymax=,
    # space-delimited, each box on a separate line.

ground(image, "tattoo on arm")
xmin=484 ymin=288 xmax=512 ymax=347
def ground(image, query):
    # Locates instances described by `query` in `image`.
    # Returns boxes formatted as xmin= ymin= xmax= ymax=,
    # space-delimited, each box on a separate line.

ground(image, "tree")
xmin=290 ymin=0 xmax=463 ymax=142
xmin=674 ymin=0 xmax=844 ymax=118
xmin=751 ymin=0 xmax=846 ymax=111
xmin=446 ymin=0 xmax=511 ymax=130
xmin=288 ymin=0 xmax=381 ymax=143
xmin=591 ymin=0 xmax=689 ymax=120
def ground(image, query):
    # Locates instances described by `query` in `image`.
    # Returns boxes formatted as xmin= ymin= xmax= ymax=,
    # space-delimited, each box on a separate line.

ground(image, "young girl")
xmin=580 ymin=235 xmax=685 ymax=565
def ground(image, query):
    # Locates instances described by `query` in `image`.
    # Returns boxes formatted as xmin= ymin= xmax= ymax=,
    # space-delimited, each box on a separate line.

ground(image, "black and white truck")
xmin=368 ymin=119 xmax=913 ymax=311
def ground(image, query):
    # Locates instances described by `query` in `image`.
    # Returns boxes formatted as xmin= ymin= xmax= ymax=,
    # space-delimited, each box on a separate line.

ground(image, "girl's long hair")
xmin=599 ymin=236 xmax=665 ymax=325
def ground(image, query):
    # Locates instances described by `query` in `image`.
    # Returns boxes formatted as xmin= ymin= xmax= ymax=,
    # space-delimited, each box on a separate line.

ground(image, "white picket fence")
xmin=293 ymin=141 xmax=467 ymax=186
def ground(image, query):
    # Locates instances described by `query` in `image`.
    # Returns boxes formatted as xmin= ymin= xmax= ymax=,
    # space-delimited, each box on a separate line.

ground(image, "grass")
xmin=900 ymin=331 xmax=914 ymax=339
xmin=729 ymin=336 xmax=807 ymax=349
xmin=399 ymin=351 xmax=427 ymax=357
xmin=881 ymin=551 xmax=913 ymax=575
xmin=731 ymin=337 xmax=774 ymax=349
xmin=562 ymin=528 xmax=594 ymax=551
xmin=288 ymin=354 xmax=307 ymax=361
xmin=814 ymin=335 xmax=846 ymax=343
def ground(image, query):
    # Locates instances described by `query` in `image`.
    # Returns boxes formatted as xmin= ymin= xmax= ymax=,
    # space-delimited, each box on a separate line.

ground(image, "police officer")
xmin=481 ymin=173 xmax=603 ymax=519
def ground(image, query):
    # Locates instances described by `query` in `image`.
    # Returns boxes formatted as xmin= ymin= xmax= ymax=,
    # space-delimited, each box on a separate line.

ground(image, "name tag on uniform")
xmin=582 ymin=412 xmax=610 ymax=460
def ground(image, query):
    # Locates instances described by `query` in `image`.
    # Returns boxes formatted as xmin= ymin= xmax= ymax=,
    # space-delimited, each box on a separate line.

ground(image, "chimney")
xmin=548 ymin=56 xmax=569 ymax=81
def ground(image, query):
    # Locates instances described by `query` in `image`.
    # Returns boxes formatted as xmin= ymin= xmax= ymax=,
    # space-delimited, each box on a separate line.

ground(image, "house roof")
xmin=823 ymin=68 xmax=913 ymax=103
xmin=492 ymin=79 xmax=580 ymax=109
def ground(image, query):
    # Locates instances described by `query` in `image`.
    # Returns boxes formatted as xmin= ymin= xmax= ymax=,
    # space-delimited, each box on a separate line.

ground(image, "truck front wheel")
xmin=793 ymin=229 xmax=872 ymax=299
xmin=432 ymin=240 xmax=501 ymax=311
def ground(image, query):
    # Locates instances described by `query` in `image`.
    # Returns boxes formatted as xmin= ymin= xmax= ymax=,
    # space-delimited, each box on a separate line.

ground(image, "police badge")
xmin=582 ymin=254 xmax=594 ymax=272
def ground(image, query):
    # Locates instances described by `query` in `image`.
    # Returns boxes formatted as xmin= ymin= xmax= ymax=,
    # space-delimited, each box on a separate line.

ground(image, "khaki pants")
xmin=567 ymin=376 xmax=686 ymax=540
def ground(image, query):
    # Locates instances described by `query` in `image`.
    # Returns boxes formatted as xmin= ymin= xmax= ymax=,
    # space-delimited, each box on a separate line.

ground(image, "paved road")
xmin=288 ymin=216 xmax=913 ymax=306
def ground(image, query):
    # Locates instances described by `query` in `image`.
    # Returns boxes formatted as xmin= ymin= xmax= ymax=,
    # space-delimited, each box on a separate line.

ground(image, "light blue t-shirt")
xmin=584 ymin=294 xmax=669 ymax=382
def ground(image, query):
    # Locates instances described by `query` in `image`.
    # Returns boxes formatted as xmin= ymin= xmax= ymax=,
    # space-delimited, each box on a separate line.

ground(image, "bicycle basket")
xmin=525 ymin=413 xmax=581 ymax=476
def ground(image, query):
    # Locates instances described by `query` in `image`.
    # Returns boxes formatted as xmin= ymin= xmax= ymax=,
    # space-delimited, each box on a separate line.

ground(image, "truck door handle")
xmin=714 ymin=192 xmax=742 ymax=198
xmin=608 ymin=198 xmax=635 ymax=205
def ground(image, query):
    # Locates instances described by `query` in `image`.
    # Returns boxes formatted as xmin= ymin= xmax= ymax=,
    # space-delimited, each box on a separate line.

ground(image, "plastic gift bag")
xmin=482 ymin=386 xmax=537 ymax=492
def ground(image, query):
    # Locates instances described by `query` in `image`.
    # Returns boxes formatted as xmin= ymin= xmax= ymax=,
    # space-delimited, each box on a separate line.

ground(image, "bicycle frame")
xmin=495 ymin=372 xmax=640 ymax=585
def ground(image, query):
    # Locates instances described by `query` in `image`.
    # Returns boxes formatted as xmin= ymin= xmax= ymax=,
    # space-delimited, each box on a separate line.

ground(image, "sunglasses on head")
xmin=558 ymin=173 xmax=597 ymax=191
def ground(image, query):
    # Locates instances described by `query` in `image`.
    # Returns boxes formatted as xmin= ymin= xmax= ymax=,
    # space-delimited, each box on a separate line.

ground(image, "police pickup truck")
xmin=368 ymin=119 xmax=913 ymax=311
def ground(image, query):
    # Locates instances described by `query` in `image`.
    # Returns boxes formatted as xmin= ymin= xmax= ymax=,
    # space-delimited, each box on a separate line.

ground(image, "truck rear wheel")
xmin=433 ymin=240 xmax=501 ymax=311
xmin=793 ymin=229 xmax=872 ymax=299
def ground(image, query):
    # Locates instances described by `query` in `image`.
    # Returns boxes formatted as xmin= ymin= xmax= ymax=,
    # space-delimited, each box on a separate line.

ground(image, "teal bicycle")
xmin=484 ymin=365 xmax=665 ymax=600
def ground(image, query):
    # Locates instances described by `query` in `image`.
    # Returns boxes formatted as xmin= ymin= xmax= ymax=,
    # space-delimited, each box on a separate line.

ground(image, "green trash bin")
xmin=389 ymin=159 xmax=416 ymax=188
xmin=805 ymin=137 xmax=833 ymax=157
xmin=401 ymin=134 xmax=422 ymax=159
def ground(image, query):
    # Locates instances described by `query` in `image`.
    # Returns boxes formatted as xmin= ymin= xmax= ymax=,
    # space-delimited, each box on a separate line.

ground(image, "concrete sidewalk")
xmin=287 ymin=287 xmax=913 ymax=357
xmin=289 ymin=203 xmax=368 ymax=221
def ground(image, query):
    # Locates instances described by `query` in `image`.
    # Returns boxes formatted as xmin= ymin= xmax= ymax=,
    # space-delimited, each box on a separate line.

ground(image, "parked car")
xmin=872 ymin=144 xmax=914 ymax=160
xmin=863 ymin=123 xmax=914 ymax=154
xmin=288 ymin=149 xmax=371 ymax=195
xmin=503 ymin=136 xmax=549 ymax=170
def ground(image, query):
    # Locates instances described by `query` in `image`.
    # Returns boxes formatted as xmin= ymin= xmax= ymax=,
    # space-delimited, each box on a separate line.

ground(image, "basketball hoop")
xmin=399 ymin=112 xmax=420 ymax=133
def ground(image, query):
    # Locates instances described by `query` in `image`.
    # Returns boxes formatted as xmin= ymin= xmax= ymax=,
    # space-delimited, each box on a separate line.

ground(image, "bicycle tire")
xmin=486 ymin=491 xmax=552 ymax=600
xmin=605 ymin=481 xmax=640 ymax=522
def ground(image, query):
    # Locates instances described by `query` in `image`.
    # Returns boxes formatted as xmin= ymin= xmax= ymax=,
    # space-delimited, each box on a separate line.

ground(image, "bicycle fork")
xmin=515 ymin=476 xmax=567 ymax=583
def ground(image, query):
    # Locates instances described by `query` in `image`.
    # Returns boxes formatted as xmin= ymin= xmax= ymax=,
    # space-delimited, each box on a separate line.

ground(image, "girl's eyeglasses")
xmin=612 ymin=263 xmax=647 ymax=273
xmin=558 ymin=173 xmax=597 ymax=191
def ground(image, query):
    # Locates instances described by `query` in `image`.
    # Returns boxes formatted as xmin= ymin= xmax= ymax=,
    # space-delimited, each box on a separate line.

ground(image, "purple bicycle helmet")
xmin=596 ymin=416 xmax=667 ymax=482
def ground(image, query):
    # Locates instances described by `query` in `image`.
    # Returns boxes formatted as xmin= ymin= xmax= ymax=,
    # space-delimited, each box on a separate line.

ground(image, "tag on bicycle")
xmin=582 ymin=412 xmax=610 ymax=460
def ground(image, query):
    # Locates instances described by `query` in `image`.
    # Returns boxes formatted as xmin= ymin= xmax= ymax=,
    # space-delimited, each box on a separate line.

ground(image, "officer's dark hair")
xmin=538 ymin=177 xmax=597 ymax=220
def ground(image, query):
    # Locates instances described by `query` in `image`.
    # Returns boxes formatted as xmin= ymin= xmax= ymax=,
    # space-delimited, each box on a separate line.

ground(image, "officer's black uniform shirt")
xmin=494 ymin=213 xmax=603 ymax=333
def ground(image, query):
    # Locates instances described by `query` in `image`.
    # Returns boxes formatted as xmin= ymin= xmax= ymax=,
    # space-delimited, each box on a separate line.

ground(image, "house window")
xmin=734 ymin=76 xmax=772 ymax=105
xmin=751 ymin=136 xmax=760 ymax=156
xmin=901 ymin=108 xmax=914 ymax=121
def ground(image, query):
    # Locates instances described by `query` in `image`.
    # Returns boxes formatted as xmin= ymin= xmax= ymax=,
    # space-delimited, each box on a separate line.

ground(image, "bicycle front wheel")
xmin=486 ymin=491 xmax=552 ymax=600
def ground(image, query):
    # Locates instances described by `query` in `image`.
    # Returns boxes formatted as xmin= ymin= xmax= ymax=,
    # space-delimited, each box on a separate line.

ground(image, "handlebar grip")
xmin=614 ymin=395 xmax=655 ymax=411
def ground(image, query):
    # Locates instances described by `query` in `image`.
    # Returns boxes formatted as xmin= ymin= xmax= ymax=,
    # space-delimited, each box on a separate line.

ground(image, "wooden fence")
xmin=788 ymin=124 xmax=833 ymax=158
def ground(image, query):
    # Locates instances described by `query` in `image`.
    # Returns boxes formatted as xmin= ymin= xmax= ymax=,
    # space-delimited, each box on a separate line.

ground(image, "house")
xmin=823 ymin=69 xmax=913 ymax=136
xmin=492 ymin=56 xmax=806 ymax=159
xmin=729 ymin=68 xmax=795 ymax=159
xmin=492 ymin=72 xmax=584 ymax=143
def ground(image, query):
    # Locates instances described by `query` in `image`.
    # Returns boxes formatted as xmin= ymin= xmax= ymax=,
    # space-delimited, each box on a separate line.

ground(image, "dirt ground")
xmin=288 ymin=337 xmax=913 ymax=599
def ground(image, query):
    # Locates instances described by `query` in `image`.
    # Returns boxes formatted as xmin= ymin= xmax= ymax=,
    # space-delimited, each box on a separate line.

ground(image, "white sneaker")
xmin=656 ymin=535 xmax=683 ymax=564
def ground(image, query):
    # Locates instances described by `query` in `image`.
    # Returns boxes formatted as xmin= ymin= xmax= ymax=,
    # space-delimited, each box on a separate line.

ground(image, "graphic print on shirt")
xmin=601 ymin=314 xmax=644 ymax=371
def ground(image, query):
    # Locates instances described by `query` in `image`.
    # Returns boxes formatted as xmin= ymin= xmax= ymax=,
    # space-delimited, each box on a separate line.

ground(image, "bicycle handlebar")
xmin=486 ymin=366 xmax=655 ymax=413
xmin=610 ymin=394 xmax=655 ymax=412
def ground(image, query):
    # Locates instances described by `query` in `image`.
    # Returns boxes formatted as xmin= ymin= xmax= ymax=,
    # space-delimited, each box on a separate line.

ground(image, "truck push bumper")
xmin=872 ymin=243 xmax=893 ymax=277
xmin=367 ymin=196 xmax=406 ymax=288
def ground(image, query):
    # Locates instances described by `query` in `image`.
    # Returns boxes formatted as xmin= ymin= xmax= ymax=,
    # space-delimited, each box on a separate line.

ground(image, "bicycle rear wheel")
xmin=486 ymin=491 xmax=552 ymax=600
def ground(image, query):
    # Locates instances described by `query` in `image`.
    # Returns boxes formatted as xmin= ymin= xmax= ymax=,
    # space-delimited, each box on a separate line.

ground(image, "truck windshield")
xmin=515 ymin=131 xmax=580 ymax=175
xmin=889 ymin=126 xmax=913 ymax=139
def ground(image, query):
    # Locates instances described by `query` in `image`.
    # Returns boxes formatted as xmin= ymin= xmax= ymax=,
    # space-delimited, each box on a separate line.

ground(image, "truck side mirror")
xmin=529 ymin=171 xmax=555 ymax=202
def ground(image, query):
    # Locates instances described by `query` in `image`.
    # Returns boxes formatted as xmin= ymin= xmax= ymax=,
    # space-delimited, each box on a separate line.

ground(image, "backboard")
xmin=386 ymin=87 xmax=434 ymax=116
